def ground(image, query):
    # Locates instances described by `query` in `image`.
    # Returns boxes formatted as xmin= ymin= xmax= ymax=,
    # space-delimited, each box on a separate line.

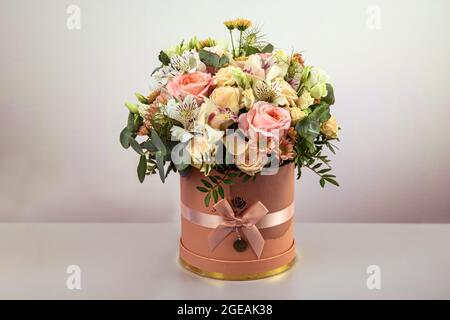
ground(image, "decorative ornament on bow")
xmin=208 ymin=199 xmax=269 ymax=259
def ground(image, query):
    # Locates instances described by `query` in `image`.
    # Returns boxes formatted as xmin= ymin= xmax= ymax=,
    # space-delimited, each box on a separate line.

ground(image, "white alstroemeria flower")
xmin=166 ymin=95 xmax=200 ymax=130
xmin=266 ymin=63 xmax=289 ymax=82
xmin=170 ymin=125 xmax=194 ymax=143
xmin=170 ymin=50 xmax=206 ymax=73
xmin=151 ymin=65 xmax=179 ymax=87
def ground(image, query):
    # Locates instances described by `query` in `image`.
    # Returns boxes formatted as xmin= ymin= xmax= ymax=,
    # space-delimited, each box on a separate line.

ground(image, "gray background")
xmin=0 ymin=0 xmax=449 ymax=223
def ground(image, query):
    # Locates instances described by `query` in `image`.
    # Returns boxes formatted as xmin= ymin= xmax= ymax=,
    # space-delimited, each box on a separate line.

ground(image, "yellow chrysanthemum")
xmin=198 ymin=38 xmax=217 ymax=49
xmin=234 ymin=18 xmax=252 ymax=31
xmin=224 ymin=20 xmax=236 ymax=30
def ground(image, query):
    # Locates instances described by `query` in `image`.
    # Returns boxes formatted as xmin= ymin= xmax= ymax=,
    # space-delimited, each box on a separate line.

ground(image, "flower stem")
xmin=238 ymin=31 xmax=243 ymax=57
xmin=229 ymin=30 xmax=236 ymax=58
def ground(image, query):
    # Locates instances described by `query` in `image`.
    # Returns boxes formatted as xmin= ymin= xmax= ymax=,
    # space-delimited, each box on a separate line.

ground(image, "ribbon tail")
xmin=208 ymin=225 xmax=234 ymax=252
xmin=242 ymin=226 xmax=265 ymax=259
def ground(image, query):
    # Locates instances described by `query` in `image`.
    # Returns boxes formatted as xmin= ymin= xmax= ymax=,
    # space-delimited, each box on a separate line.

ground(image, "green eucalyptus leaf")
xmin=322 ymin=84 xmax=335 ymax=105
xmin=155 ymin=151 xmax=166 ymax=183
xmin=137 ymin=155 xmax=147 ymax=183
xmin=130 ymin=139 xmax=145 ymax=155
xmin=151 ymin=130 xmax=167 ymax=155
xmin=142 ymin=140 xmax=158 ymax=153
xmin=261 ymin=43 xmax=274 ymax=53
xmin=199 ymin=49 xmax=220 ymax=68
xmin=218 ymin=55 xmax=230 ymax=67
xmin=120 ymin=128 xmax=132 ymax=149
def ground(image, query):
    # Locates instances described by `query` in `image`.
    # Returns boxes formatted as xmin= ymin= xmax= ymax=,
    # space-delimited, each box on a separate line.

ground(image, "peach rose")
xmin=238 ymin=101 xmax=291 ymax=151
xmin=166 ymin=71 xmax=213 ymax=103
xmin=209 ymin=86 xmax=241 ymax=113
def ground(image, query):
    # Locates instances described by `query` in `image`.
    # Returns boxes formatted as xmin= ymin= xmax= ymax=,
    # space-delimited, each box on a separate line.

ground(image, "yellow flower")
xmin=240 ymin=88 xmax=255 ymax=110
xmin=321 ymin=116 xmax=339 ymax=139
xmin=213 ymin=66 xmax=237 ymax=87
xmin=289 ymin=107 xmax=306 ymax=125
xmin=236 ymin=147 xmax=267 ymax=176
xmin=297 ymin=90 xmax=314 ymax=110
xmin=210 ymin=87 xmax=241 ymax=113
xmin=274 ymin=79 xmax=299 ymax=107
xmin=224 ymin=20 xmax=236 ymax=30
xmin=234 ymin=18 xmax=252 ymax=31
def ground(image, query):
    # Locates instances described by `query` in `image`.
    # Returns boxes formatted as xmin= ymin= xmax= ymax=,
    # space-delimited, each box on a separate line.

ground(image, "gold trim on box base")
xmin=179 ymin=257 xmax=296 ymax=281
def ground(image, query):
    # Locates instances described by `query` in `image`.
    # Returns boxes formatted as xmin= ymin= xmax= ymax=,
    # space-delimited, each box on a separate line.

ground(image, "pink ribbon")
xmin=208 ymin=199 xmax=269 ymax=259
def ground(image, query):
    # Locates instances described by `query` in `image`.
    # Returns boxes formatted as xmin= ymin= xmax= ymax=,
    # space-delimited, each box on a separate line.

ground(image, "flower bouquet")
xmin=120 ymin=19 xmax=340 ymax=280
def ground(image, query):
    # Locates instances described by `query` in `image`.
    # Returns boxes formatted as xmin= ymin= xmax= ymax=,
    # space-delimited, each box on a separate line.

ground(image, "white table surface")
xmin=0 ymin=223 xmax=449 ymax=300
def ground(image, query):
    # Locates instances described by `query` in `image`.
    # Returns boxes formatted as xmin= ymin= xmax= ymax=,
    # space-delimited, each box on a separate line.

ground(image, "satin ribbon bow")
xmin=208 ymin=199 xmax=269 ymax=259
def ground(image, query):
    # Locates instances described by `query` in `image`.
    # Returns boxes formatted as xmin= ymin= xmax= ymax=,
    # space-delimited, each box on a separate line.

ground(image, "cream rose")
xmin=321 ymin=116 xmax=339 ymax=139
xmin=209 ymin=86 xmax=241 ymax=113
xmin=213 ymin=66 xmax=237 ymax=87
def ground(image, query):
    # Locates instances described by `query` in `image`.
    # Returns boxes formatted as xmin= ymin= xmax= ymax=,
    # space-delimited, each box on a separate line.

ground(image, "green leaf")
xmin=209 ymin=176 xmax=218 ymax=184
xmin=135 ymin=93 xmax=148 ymax=105
xmin=199 ymin=49 xmax=220 ymax=68
xmin=324 ymin=177 xmax=339 ymax=186
xmin=243 ymin=175 xmax=251 ymax=183
xmin=125 ymin=102 xmax=139 ymax=114
xmin=218 ymin=55 xmax=230 ymax=68
xmin=129 ymin=139 xmax=145 ymax=155
xmin=218 ymin=185 xmax=225 ymax=199
xmin=312 ymin=163 xmax=321 ymax=170
xmin=228 ymin=172 xmax=238 ymax=178
xmin=212 ymin=189 xmax=219 ymax=203
xmin=310 ymin=103 xmax=331 ymax=123
xmin=158 ymin=51 xmax=170 ymax=65
xmin=137 ymin=155 xmax=147 ymax=183
xmin=223 ymin=179 xmax=234 ymax=185
xmin=196 ymin=186 xmax=208 ymax=193
xmin=142 ymin=140 xmax=158 ymax=153
xmin=317 ymin=168 xmax=332 ymax=174
xmin=320 ymin=178 xmax=325 ymax=188
xmin=127 ymin=112 xmax=140 ymax=132
xmin=204 ymin=193 xmax=211 ymax=207
xmin=322 ymin=84 xmax=335 ymax=105
xmin=155 ymin=151 xmax=166 ymax=183
xmin=245 ymin=46 xmax=261 ymax=55
xmin=262 ymin=43 xmax=274 ymax=53
xmin=201 ymin=179 xmax=213 ymax=188
xmin=151 ymin=130 xmax=167 ymax=155
xmin=120 ymin=128 xmax=132 ymax=149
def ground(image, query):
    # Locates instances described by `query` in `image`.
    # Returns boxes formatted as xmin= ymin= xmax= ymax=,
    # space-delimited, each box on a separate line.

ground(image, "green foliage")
xmin=196 ymin=171 xmax=235 ymax=207
xmin=199 ymin=49 xmax=229 ymax=69
xmin=137 ymin=155 xmax=147 ymax=183
xmin=322 ymin=84 xmax=335 ymax=105
xmin=158 ymin=51 xmax=170 ymax=65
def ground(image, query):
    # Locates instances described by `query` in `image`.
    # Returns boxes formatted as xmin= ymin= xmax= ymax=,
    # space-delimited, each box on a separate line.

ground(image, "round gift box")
xmin=179 ymin=163 xmax=296 ymax=280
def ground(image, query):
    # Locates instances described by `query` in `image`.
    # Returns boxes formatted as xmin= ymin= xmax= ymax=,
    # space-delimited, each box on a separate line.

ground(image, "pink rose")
xmin=166 ymin=71 xmax=213 ymax=103
xmin=238 ymin=101 xmax=291 ymax=151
